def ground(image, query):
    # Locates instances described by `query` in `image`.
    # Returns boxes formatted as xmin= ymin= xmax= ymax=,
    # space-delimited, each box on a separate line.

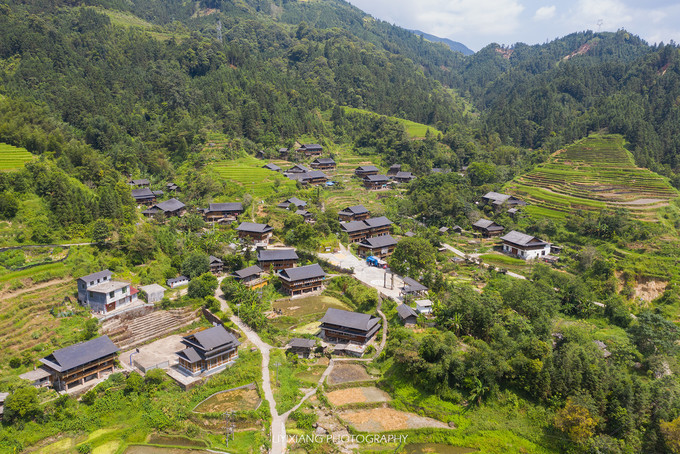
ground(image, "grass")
xmin=211 ymin=156 xmax=297 ymax=199
xmin=342 ymin=107 xmax=442 ymax=138
xmin=0 ymin=142 xmax=33 ymax=171
xmin=505 ymin=134 xmax=678 ymax=221
xmin=271 ymin=294 xmax=350 ymax=331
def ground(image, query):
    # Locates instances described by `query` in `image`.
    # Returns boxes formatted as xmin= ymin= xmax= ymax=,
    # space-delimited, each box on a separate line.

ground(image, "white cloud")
xmin=534 ymin=5 xmax=556 ymax=21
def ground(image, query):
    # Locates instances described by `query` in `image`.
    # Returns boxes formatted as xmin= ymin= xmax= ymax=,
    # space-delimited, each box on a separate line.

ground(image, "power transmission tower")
xmin=216 ymin=19 xmax=223 ymax=43
xmin=224 ymin=410 xmax=236 ymax=446
xmin=597 ymin=19 xmax=603 ymax=32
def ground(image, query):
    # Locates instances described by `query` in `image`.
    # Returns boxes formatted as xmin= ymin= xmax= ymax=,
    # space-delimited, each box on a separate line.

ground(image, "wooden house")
xmin=129 ymin=179 xmax=150 ymax=188
xmin=338 ymin=205 xmax=370 ymax=222
xmin=396 ymin=304 xmax=418 ymax=325
xmin=401 ymin=277 xmax=428 ymax=298
xmin=310 ymin=157 xmax=336 ymax=170
xmin=354 ymin=165 xmax=379 ymax=177
xmin=297 ymin=143 xmax=323 ymax=157
xmin=482 ymin=192 xmax=526 ymax=208
xmin=278 ymin=264 xmax=326 ymax=296
xmin=278 ymin=148 xmax=289 ymax=158
xmin=287 ymin=338 xmax=316 ymax=358
xmin=357 ymin=234 xmax=397 ymax=258
xmin=393 ymin=171 xmax=415 ymax=183
xmin=288 ymin=170 xmax=328 ymax=186
xmin=236 ymin=222 xmax=274 ymax=245
xmin=232 ymin=265 xmax=266 ymax=289
xmin=257 ymin=249 xmax=299 ymax=272
xmin=263 ymin=163 xmax=282 ymax=172
xmin=287 ymin=164 xmax=309 ymax=174
xmin=340 ymin=216 xmax=392 ymax=243
xmin=142 ymin=198 xmax=186 ymax=218
xmin=131 ymin=188 xmax=160 ymax=205
xmin=363 ymin=174 xmax=390 ymax=190
xmin=277 ymin=197 xmax=307 ymax=210
xmin=320 ymin=308 xmax=380 ymax=345
xmin=38 ymin=336 xmax=119 ymax=391
xmin=387 ymin=164 xmax=401 ymax=176
xmin=202 ymin=202 xmax=244 ymax=222
xmin=295 ymin=209 xmax=314 ymax=223
xmin=209 ymin=255 xmax=223 ymax=274
xmin=500 ymin=230 xmax=550 ymax=260
xmin=176 ymin=325 xmax=240 ymax=376
xmin=472 ymin=219 xmax=505 ymax=237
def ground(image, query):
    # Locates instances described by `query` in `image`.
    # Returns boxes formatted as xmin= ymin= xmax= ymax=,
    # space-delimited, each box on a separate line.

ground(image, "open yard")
xmin=326 ymin=386 xmax=391 ymax=406
xmin=193 ymin=384 xmax=261 ymax=413
xmin=271 ymin=294 xmax=350 ymax=331
xmin=339 ymin=407 xmax=450 ymax=432
xmin=327 ymin=363 xmax=373 ymax=385
xmin=0 ymin=142 xmax=33 ymax=171
xmin=505 ymin=134 xmax=678 ymax=221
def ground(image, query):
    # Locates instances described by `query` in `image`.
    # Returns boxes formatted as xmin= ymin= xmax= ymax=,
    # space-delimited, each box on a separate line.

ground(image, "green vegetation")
xmin=0 ymin=143 xmax=33 ymax=171
xmin=341 ymin=107 xmax=443 ymax=138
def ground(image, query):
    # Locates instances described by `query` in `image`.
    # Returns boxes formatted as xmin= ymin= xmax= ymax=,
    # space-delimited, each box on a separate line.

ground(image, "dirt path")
xmin=0 ymin=278 xmax=70 ymax=302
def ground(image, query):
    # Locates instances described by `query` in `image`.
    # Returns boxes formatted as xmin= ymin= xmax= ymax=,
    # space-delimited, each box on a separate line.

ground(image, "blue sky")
xmin=346 ymin=0 xmax=680 ymax=52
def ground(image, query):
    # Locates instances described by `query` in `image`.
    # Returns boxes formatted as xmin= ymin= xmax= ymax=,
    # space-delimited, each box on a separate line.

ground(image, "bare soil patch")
xmin=327 ymin=363 xmax=372 ymax=385
xmin=340 ymin=407 xmax=450 ymax=432
xmin=193 ymin=384 xmax=260 ymax=413
xmin=326 ymin=386 xmax=391 ymax=406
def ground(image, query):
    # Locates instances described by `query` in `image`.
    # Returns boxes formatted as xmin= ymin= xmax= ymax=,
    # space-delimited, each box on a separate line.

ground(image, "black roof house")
xmin=338 ymin=205 xmax=369 ymax=217
xmin=320 ymin=308 xmax=380 ymax=344
xmin=287 ymin=164 xmax=310 ymax=174
xmin=396 ymin=304 xmax=418 ymax=324
xmin=500 ymin=230 xmax=549 ymax=248
xmin=278 ymin=263 xmax=326 ymax=282
xmin=364 ymin=216 xmax=393 ymax=229
xmin=277 ymin=197 xmax=307 ymax=209
xmin=236 ymin=222 xmax=274 ymax=234
xmin=355 ymin=165 xmax=379 ymax=174
xmin=359 ymin=235 xmax=397 ymax=249
xmin=143 ymin=198 xmax=186 ymax=216
xmin=364 ymin=174 xmax=390 ymax=183
xmin=131 ymin=187 xmax=158 ymax=202
xmin=482 ymin=192 xmax=526 ymax=207
xmin=233 ymin=265 xmax=264 ymax=280
xmin=205 ymin=202 xmax=243 ymax=213
xmin=263 ymin=163 xmax=282 ymax=172
xmin=401 ymin=277 xmax=428 ymax=296
xmin=40 ymin=336 xmax=119 ymax=373
xmin=178 ymin=325 xmax=240 ymax=365
xmin=257 ymin=249 xmax=299 ymax=262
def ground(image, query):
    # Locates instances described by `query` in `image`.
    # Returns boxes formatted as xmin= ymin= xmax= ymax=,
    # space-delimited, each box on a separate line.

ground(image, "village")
xmin=0 ymin=140 xmax=566 ymax=454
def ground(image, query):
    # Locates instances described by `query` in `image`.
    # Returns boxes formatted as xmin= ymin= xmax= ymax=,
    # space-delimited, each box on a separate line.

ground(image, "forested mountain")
xmin=410 ymin=29 xmax=474 ymax=55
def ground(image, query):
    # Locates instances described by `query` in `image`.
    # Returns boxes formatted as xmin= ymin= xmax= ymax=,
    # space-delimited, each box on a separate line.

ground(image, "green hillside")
xmin=0 ymin=143 xmax=33 ymax=171
xmin=341 ymin=107 xmax=442 ymax=138
xmin=505 ymin=134 xmax=678 ymax=220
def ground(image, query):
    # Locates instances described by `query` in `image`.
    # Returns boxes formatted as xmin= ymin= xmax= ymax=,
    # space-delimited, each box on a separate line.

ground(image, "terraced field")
xmin=0 ymin=142 xmax=33 ymax=171
xmin=505 ymin=135 xmax=678 ymax=220
xmin=342 ymin=107 xmax=442 ymax=138
xmin=211 ymin=156 xmax=297 ymax=198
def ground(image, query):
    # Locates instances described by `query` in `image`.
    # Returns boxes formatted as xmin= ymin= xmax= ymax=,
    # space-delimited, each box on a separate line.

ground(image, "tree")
xmin=187 ymin=272 xmax=218 ymax=299
xmin=467 ymin=162 xmax=496 ymax=186
xmin=4 ymin=386 xmax=41 ymax=423
xmin=82 ymin=318 xmax=99 ymax=340
xmin=661 ymin=416 xmax=680 ymax=453
xmin=628 ymin=311 xmax=679 ymax=355
xmin=91 ymin=219 xmax=109 ymax=247
xmin=554 ymin=398 xmax=598 ymax=445
xmin=389 ymin=237 xmax=436 ymax=278
xmin=181 ymin=252 xmax=210 ymax=279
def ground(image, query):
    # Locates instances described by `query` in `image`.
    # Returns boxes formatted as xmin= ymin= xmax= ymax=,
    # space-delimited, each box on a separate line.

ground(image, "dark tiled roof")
xmin=208 ymin=202 xmax=243 ymax=212
xmin=209 ymin=255 xmax=223 ymax=264
xmin=300 ymin=170 xmax=328 ymax=181
xmin=295 ymin=209 xmax=312 ymax=217
xmin=341 ymin=220 xmax=370 ymax=233
xmin=396 ymin=304 xmax=417 ymax=320
xmin=189 ymin=325 xmax=241 ymax=352
xmin=364 ymin=174 xmax=390 ymax=182
xmin=40 ymin=336 xmax=119 ymax=373
xmin=155 ymin=198 xmax=185 ymax=212
xmin=131 ymin=179 xmax=150 ymax=185
xmin=288 ymin=164 xmax=309 ymax=173
xmin=278 ymin=263 xmax=326 ymax=281
xmin=278 ymin=197 xmax=307 ymax=208
xmin=178 ymin=347 xmax=202 ymax=363
xmin=355 ymin=165 xmax=379 ymax=173
xmin=263 ymin=163 xmax=282 ymax=171
xmin=339 ymin=205 xmax=368 ymax=215
xmin=312 ymin=158 xmax=335 ymax=165
xmin=237 ymin=222 xmax=273 ymax=233
xmin=258 ymin=249 xmax=299 ymax=261
xmin=364 ymin=216 xmax=392 ymax=228
xmin=131 ymin=188 xmax=155 ymax=199
xmin=234 ymin=265 xmax=263 ymax=279
xmin=500 ymin=230 xmax=549 ymax=247
xmin=359 ymin=234 xmax=397 ymax=248
xmin=483 ymin=192 xmax=511 ymax=203
xmin=167 ymin=276 xmax=189 ymax=285
xmin=402 ymin=277 xmax=428 ymax=293
xmin=472 ymin=219 xmax=503 ymax=230
xmin=288 ymin=338 xmax=316 ymax=349
xmin=394 ymin=171 xmax=414 ymax=179
xmin=78 ymin=269 xmax=112 ymax=282
xmin=320 ymin=308 xmax=379 ymax=331
xmin=301 ymin=143 xmax=323 ymax=150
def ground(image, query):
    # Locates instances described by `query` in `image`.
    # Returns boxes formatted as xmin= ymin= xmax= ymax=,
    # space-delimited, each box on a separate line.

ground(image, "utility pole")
xmin=273 ymin=361 xmax=282 ymax=385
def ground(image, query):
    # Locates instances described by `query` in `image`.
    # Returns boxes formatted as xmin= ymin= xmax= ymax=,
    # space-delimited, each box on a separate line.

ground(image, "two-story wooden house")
xmin=202 ymin=202 xmax=244 ymax=222
xmin=257 ymin=249 xmax=299 ymax=272
xmin=338 ymin=205 xmax=370 ymax=222
xmin=278 ymin=264 xmax=326 ymax=296
xmin=236 ymin=222 xmax=274 ymax=245
xmin=319 ymin=308 xmax=380 ymax=345
xmin=176 ymin=325 xmax=240 ymax=376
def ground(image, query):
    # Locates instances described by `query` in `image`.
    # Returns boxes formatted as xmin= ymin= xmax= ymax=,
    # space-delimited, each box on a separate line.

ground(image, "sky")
xmin=346 ymin=0 xmax=680 ymax=52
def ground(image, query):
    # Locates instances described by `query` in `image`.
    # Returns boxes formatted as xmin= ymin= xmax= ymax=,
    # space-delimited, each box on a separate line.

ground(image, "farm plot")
xmin=271 ymin=295 xmax=350 ymax=331
xmin=211 ymin=157 xmax=296 ymax=198
xmin=339 ymin=407 xmax=450 ymax=432
xmin=326 ymin=386 xmax=391 ymax=406
xmin=193 ymin=384 xmax=261 ymax=413
xmin=505 ymin=134 xmax=678 ymax=221
xmin=0 ymin=142 xmax=33 ymax=171
xmin=327 ymin=363 xmax=373 ymax=385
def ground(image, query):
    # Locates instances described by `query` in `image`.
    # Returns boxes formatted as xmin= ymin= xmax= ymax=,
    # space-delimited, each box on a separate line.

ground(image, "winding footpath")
xmin=215 ymin=259 xmax=389 ymax=453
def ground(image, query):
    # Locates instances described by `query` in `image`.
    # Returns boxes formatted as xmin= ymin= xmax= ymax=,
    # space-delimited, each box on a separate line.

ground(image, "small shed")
xmin=140 ymin=284 xmax=166 ymax=303
xmin=287 ymin=338 xmax=317 ymax=358
xmin=167 ymin=276 xmax=189 ymax=289
xmin=415 ymin=299 xmax=433 ymax=314
xmin=396 ymin=304 xmax=418 ymax=325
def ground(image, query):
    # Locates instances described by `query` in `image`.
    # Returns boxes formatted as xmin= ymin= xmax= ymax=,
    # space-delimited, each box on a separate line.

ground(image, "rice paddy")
xmin=0 ymin=142 xmax=33 ymax=171
xmin=211 ymin=156 xmax=297 ymax=198
xmin=505 ymin=134 xmax=678 ymax=221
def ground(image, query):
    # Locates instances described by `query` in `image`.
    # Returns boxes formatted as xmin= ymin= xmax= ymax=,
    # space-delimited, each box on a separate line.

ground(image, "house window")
xmin=88 ymin=291 xmax=93 ymax=298
xmin=109 ymin=291 xmax=115 ymax=298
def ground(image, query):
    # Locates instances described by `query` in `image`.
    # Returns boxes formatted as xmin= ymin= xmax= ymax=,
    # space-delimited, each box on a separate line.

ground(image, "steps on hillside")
xmin=102 ymin=308 xmax=199 ymax=350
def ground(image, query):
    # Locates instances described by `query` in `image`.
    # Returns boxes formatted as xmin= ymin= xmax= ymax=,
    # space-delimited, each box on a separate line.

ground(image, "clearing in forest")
xmin=505 ymin=134 xmax=678 ymax=220
xmin=0 ymin=142 xmax=33 ymax=171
